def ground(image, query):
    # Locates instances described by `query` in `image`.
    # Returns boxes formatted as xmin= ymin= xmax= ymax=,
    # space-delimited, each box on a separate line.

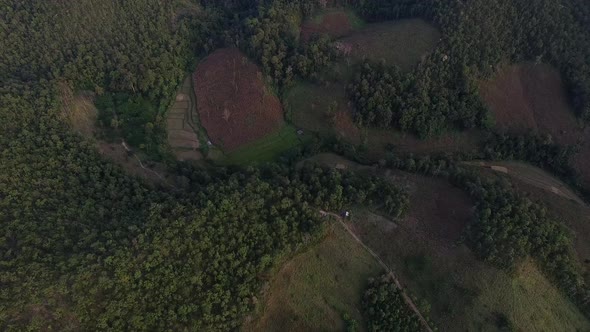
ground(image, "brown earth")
xmin=300 ymin=10 xmax=353 ymax=42
xmin=194 ymin=48 xmax=284 ymax=151
xmin=339 ymin=19 xmax=441 ymax=72
xmin=366 ymin=129 xmax=482 ymax=160
xmin=382 ymin=170 xmax=474 ymax=244
xmin=479 ymin=63 xmax=590 ymax=186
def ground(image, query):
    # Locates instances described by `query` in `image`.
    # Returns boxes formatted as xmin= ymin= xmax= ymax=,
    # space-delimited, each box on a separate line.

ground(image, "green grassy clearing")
xmin=285 ymin=82 xmax=349 ymax=134
xmin=243 ymin=223 xmax=382 ymax=332
xmin=340 ymin=18 xmax=440 ymax=72
xmin=216 ymin=125 xmax=305 ymax=165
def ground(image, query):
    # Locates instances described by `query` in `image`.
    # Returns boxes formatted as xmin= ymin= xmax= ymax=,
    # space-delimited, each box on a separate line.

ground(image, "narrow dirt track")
xmin=465 ymin=161 xmax=585 ymax=205
xmin=320 ymin=210 xmax=434 ymax=332
xmin=121 ymin=141 xmax=176 ymax=188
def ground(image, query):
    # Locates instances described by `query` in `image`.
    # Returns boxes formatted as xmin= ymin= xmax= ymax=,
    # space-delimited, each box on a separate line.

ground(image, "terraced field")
xmin=167 ymin=76 xmax=203 ymax=161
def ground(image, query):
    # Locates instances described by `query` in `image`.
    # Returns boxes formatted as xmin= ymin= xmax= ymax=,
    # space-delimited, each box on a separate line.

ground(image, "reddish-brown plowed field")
xmin=479 ymin=64 xmax=578 ymax=139
xmin=193 ymin=48 xmax=284 ymax=151
xmin=479 ymin=63 xmax=590 ymax=185
xmin=300 ymin=11 xmax=352 ymax=42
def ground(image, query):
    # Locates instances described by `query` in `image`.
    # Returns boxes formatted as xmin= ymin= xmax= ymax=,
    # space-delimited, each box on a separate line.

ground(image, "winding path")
xmin=465 ymin=161 xmax=585 ymax=205
xmin=320 ymin=210 xmax=434 ymax=332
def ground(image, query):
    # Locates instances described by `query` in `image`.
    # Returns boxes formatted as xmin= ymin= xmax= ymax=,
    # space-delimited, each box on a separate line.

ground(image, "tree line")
xmin=362 ymin=275 xmax=425 ymax=332
xmin=385 ymin=153 xmax=590 ymax=318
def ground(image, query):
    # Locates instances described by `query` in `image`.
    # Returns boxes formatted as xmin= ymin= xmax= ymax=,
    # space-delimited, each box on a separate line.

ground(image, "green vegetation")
xmin=95 ymin=93 xmax=164 ymax=155
xmin=346 ymin=0 xmax=590 ymax=135
xmin=245 ymin=224 xmax=382 ymax=331
xmin=1 ymin=0 xmax=218 ymax=158
xmin=241 ymin=0 xmax=338 ymax=89
xmin=385 ymin=154 xmax=590 ymax=317
xmin=218 ymin=125 xmax=304 ymax=165
xmin=362 ymin=275 xmax=424 ymax=332
xmin=285 ymin=82 xmax=349 ymax=135
xmin=4 ymin=0 xmax=590 ymax=330
xmin=481 ymin=132 xmax=590 ymax=200
xmin=348 ymin=60 xmax=490 ymax=138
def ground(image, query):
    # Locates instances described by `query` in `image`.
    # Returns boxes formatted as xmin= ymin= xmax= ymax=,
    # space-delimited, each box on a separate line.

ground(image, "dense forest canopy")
xmin=2 ymin=0 xmax=590 ymax=330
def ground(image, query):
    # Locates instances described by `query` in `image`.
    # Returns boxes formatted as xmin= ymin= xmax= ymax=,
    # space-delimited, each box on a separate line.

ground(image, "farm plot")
xmin=339 ymin=19 xmax=440 ymax=72
xmin=58 ymin=83 xmax=98 ymax=138
xmin=194 ymin=48 xmax=285 ymax=152
xmin=167 ymin=76 xmax=203 ymax=161
xmin=479 ymin=63 xmax=590 ymax=186
xmin=479 ymin=63 xmax=580 ymax=138
xmin=300 ymin=9 xmax=362 ymax=41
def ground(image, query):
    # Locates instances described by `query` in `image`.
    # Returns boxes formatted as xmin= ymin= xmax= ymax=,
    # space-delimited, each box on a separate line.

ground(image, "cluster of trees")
xmin=347 ymin=61 xmax=489 ymax=137
xmin=1 ymin=0 xmax=221 ymax=156
xmin=482 ymin=132 xmax=579 ymax=180
xmin=346 ymin=0 xmax=590 ymax=132
xmin=240 ymin=0 xmax=339 ymax=89
xmin=362 ymin=275 xmax=424 ymax=332
xmin=385 ymin=153 xmax=590 ymax=318
xmin=94 ymin=93 xmax=164 ymax=155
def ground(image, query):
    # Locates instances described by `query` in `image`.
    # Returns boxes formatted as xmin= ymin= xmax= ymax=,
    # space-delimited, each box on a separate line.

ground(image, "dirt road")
xmin=320 ymin=210 xmax=434 ymax=332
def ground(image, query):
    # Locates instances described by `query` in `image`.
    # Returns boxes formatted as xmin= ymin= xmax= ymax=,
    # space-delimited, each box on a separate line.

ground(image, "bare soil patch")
xmin=479 ymin=63 xmax=579 ymax=139
xmin=286 ymin=82 xmax=361 ymax=144
xmin=467 ymin=161 xmax=584 ymax=204
xmin=340 ymin=19 xmax=440 ymax=72
xmin=366 ymin=129 xmax=482 ymax=160
xmin=479 ymin=63 xmax=590 ymax=186
xmin=301 ymin=10 xmax=353 ymax=41
xmin=194 ymin=48 xmax=284 ymax=152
